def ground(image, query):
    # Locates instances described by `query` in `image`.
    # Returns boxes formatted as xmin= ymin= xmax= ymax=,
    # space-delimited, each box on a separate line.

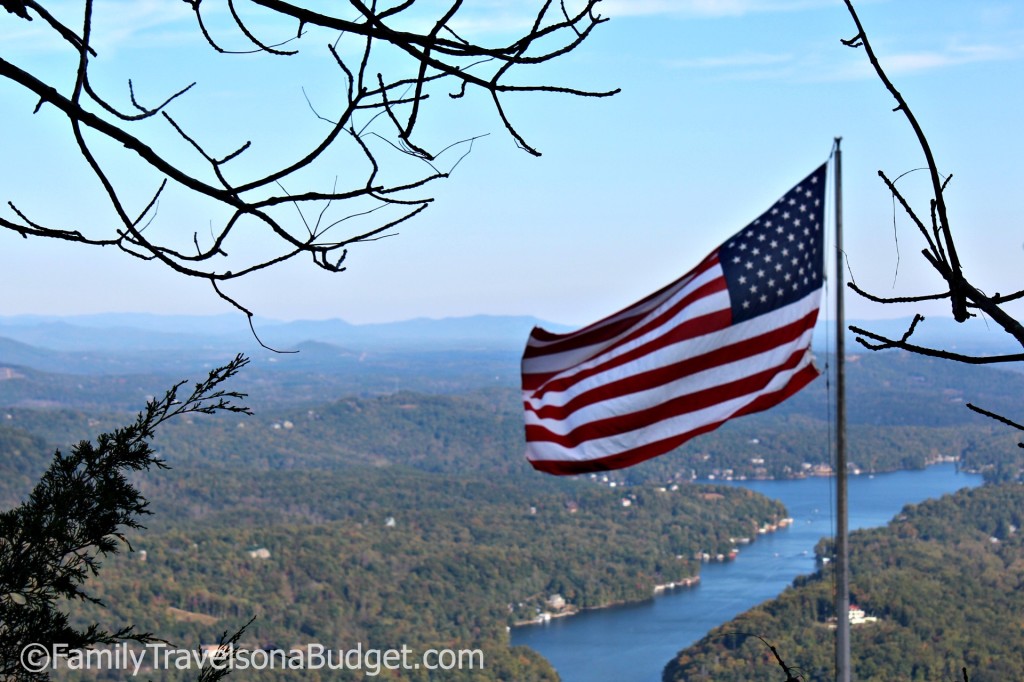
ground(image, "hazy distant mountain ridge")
xmin=1 ymin=313 xmax=1018 ymax=386
xmin=2 ymin=312 xmax=1018 ymax=356
xmin=0 ymin=313 xmax=570 ymax=354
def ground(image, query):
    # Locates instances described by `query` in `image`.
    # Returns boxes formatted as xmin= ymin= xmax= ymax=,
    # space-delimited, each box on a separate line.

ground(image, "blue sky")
xmin=1 ymin=0 xmax=1022 ymax=329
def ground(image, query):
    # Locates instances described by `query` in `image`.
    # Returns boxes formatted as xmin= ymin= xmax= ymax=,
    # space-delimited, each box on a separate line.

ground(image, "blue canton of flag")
xmin=721 ymin=164 xmax=826 ymax=324
xmin=522 ymin=162 xmax=828 ymax=475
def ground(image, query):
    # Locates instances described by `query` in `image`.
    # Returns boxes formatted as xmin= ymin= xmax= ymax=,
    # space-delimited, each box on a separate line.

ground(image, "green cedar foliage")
xmin=0 ymin=356 xmax=250 ymax=681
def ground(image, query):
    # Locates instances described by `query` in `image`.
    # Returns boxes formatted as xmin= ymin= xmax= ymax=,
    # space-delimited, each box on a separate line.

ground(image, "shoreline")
xmin=513 ymin=576 xmax=704 ymax=627
xmin=694 ymin=455 xmax=961 ymax=484
xmin=513 ymin=517 xmax=793 ymax=628
xmin=510 ymin=464 xmax=984 ymax=682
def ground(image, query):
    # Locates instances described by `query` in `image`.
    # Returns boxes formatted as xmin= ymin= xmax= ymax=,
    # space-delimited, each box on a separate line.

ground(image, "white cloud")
xmin=89 ymin=0 xmax=228 ymax=53
xmin=598 ymin=0 xmax=835 ymax=19
xmin=668 ymin=52 xmax=794 ymax=69
xmin=829 ymin=42 xmax=1020 ymax=80
xmin=888 ymin=44 xmax=1016 ymax=73
xmin=422 ymin=0 xmax=834 ymax=29
xmin=445 ymin=13 xmax=538 ymax=36
xmin=0 ymin=0 xmax=201 ymax=55
xmin=664 ymin=40 xmax=1021 ymax=84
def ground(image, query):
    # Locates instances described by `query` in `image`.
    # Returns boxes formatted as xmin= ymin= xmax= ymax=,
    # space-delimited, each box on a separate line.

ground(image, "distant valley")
xmin=2 ymin=313 xmax=1022 ymax=681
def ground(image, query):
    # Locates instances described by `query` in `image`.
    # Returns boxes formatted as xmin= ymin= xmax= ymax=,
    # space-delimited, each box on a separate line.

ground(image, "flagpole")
xmin=833 ymin=137 xmax=850 ymax=682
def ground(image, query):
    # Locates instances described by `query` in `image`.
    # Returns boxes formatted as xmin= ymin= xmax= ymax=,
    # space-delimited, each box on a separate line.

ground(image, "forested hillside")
xmin=4 ymin=334 xmax=1024 ymax=680
xmin=61 ymin=470 xmax=786 ymax=681
xmin=1 ymin=379 xmax=788 ymax=680
xmin=4 ymin=351 xmax=1022 ymax=513
xmin=663 ymin=483 xmax=1024 ymax=682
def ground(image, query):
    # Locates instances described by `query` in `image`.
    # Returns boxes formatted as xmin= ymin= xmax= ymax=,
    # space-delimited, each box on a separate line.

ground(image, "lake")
xmin=510 ymin=463 xmax=982 ymax=682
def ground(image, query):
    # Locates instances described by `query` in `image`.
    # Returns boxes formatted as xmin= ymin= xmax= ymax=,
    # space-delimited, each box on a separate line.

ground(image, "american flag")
xmin=522 ymin=163 xmax=828 ymax=475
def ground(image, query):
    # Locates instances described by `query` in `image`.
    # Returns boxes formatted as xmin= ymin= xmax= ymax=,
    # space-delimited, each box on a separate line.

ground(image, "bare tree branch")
xmin=850 ymin=321 xmax=1024 ymax=365
xmin=0 ymin=0 xmax=616 ymax=322
xmin=841 ymin=0 xmax=1024 ymax=349
xmin=842 ymin=0 xmax=1024 ymax=450
xmin=965 ymin=403 xmax=1024 ymax=442
xmin=847 ymin=282 xmax=951 ymax=306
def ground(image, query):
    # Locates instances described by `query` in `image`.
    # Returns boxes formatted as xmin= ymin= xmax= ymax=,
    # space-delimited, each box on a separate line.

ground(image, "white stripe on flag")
xmin=524 ymin=346 xmax=817 ymax=464
xmin=524 ymin=302 xmax=818 ymax=437
xmin=521 ymin=162 xmax=828 ymax=475
xmin=523 ymin=267 xmax=722 ymax=379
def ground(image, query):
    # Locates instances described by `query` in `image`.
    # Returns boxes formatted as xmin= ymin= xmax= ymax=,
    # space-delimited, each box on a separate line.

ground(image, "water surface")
xmin=511 ymin=464 xmax=981 ymax=682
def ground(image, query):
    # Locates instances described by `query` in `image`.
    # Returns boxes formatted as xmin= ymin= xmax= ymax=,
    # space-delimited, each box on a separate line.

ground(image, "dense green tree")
xmin=0 ymin=357 xmax=250 ymax=681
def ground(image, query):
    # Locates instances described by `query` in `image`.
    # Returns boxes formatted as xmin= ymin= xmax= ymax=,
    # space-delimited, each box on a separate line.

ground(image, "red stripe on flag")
xmin=523 ymin=305 xmax=732 ymax=395
xmin=525 ymin=308 xmax=818 ymax=421
xmin=522 ymin=254 xmax=720 ymax=360
xmin=526 ymin=361 xmax=820 ymax=475
xmin=525 ymin=345 xmax=811 ymax=449
xmin=522 ymin=270 xmax=728 ymax=393
xmin=521 ymin=163 xmax=829 ymax=476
